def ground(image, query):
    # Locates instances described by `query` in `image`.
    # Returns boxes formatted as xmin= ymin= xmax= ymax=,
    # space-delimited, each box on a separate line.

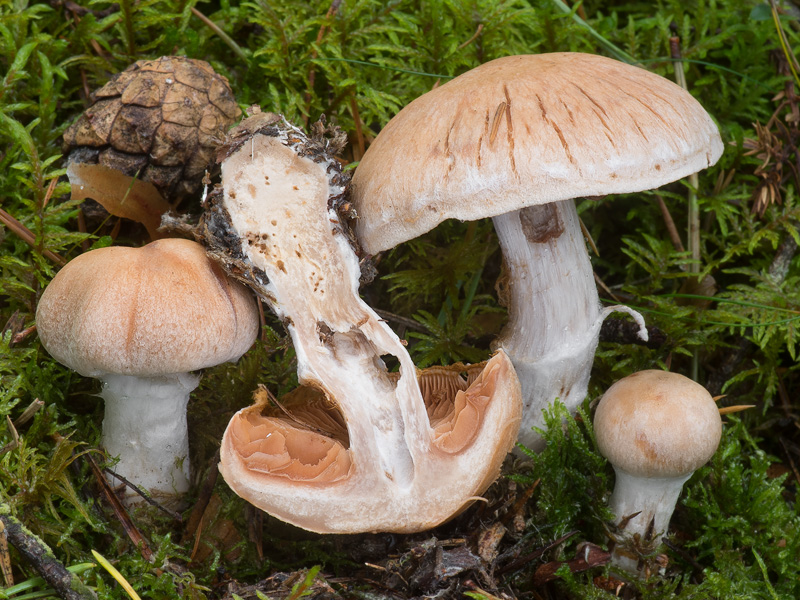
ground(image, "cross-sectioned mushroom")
xmin=200 ymin=112 xmax=522 ymax=533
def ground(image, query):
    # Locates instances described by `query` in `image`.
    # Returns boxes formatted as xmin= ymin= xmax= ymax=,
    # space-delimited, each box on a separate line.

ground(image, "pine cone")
xmin=63 ymin=56 xmax=240 ymax=205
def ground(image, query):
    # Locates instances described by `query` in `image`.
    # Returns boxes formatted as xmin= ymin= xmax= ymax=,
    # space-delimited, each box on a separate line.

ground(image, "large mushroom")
xmin=201 ymin=112 xmax=522 ymax=533
xmin=35 ymin=238 xmax=259 ymax=504
xmin=349 ymin=53 xmax=724 ymax=451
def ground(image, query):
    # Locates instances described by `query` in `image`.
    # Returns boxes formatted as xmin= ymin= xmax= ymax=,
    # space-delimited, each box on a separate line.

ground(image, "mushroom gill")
xmin=228 ymin=386 xmax=351 ymax=484
xmin=420 ymin=360 xmax=500 ymax=454
xmin=229 ymin=357 xmax=504 ymax=484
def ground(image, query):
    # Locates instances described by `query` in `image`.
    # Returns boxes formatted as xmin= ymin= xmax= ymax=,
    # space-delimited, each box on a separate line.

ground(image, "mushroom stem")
xmin=100 ymin=373 xmax=197 ymax=502
xmin=608 ymin=469 xmax=690 ymax=570
xmin=493 ymin=199 xmax=646 ymax=451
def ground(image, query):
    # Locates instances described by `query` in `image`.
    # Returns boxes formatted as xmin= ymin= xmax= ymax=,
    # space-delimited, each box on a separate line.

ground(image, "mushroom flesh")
xmin=200 ymin=113 xmax=522 ymax=533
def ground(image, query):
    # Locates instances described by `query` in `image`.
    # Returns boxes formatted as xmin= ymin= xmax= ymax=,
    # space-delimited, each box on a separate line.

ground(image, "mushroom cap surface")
xmin=594 ymin=370 xmax=722 ymax=478
xmin=351 ymin=52 xmax=724 ymax=254
xmin=36 ymin=238 xmax=259 ymax=378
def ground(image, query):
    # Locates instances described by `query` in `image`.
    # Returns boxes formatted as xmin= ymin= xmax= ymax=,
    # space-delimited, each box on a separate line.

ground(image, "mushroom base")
xmin=100 ymin=372 xmax=198 ymax=505
xmin=608 ymin=469 xmax=690 ymax=574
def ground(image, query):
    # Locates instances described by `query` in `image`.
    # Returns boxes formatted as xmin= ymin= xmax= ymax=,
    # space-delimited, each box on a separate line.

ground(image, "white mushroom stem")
xmin=100 ymin=373 xmax=197 ymax=501
xmin=608 ymin=470 xmax=691 ymax=571
xmin=493 ymin=199 xmax=647 ymax=451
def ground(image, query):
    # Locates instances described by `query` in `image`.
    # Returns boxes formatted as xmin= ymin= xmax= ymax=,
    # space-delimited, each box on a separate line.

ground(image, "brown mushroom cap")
xmin=36 ymin=238 xmax=259 ymax=378
xmin=351 ymin=53 xmax=724 ymax=254
xmin=594 ymin=370 xmax=722 ymax=478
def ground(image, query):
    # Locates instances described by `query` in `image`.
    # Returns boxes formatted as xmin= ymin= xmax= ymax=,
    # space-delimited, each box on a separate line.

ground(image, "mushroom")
xmin=201 ymin=112 xmax=522 ymax=533
xmin=35 ymin=238 xmax=259 ymax=504
xmin=593 ymin=370 xmax=722 ymax=574
xmin=349 ymin=53 xmax=724 ymax=451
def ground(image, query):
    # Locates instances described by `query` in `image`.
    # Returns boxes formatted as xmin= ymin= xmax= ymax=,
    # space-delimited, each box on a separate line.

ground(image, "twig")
xmin=549 ymin=0 xmax=638 ymax=64
xmin=670 ymin=36 xmax=701 ymax=382
xmin=14 ymin=399 xmax=44 ymax=428
xmin=373 ymin=308 xmax=427 ymax=332
xmin=779 ymin=438 xmax=800 ymax=489
xmin=304 ymin=0 xmax=344 ymax=125
xmin=182 ymin=451 xmax=220 ymax=544
xmin=768 ymin=230 xmax=798 ymax=283
xmin=103 ymin=468 xmax=182 ymax=522
xmin=0 ymin=507 xmax=97 ymax=600
xmin=0 ymin=518 xmax=12 ymax=586
xmin=0 ymin=416 xmax=20 ymax=455
xmin=85 ymin=453 xmax=154 ymax=562
xmin=457 ymin=23 xmax=483 ymax=50
xmin=593 ymin=272 xmax=622 ymax=303
xmin=655 ymin=194 xmax=686 ymax=253
xmin=496 ymin=531 xmax=578 ymax=575
xmin=349 ymin=94 xmax=365 ymax=161
xmin=0 ymin=207 xmax=66 ymax=265
xmin=190 ymin=7 xmax=249 ymax=62
xmin=661 ymin=536 xmax=705 ymax=574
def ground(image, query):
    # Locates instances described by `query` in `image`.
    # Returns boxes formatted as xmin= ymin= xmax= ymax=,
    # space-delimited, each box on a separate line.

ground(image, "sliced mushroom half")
xmin=203 ymin=113 xmax=522 ymax=533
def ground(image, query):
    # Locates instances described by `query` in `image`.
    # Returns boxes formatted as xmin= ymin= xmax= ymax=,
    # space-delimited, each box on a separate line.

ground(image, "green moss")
xmin=2 ymin=0 xmax=800 ymax=597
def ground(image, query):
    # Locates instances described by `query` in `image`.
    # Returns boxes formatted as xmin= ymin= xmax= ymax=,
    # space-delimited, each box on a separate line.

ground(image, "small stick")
xmin=0 ymin=520 xmax=12 ymax=586
xmin=76 ymin=207 xmax=91 ymax=252
xmin=103 ymin=468 xmax=182 ymax=522
xmin=655 ymin=194 xmax=686 ymax=253
xmin=496 ymin=531 xmax=578 ymax=575
xmin=85 ymin=454 xmax=154 ymax=562
xmin=190 ymin=7 xmax=248 ymax=62
xmin=457 ymin=23 xmax=484 ymax=50
xmin=593 ymin=272 xmax=622 ymax=303
xmin=670 ymin=36 xmax=701 ymax=382
xmin=14 ymin=399 xmax=44 ymax=428
xmin=304 ymin=0 xmax=344 ymax=124
xmin=349 ymin=94 xmax=366 ymax=161
xmin=779 ymin=438 xmax=800 ymax=488
xmin=11 ymin=325 xmax=36 ymax=345
xmin=661 ymin=537 xmax=705 ymax=573
xmin=373 ymin=308 xmax=427 ymax=332
xmin=0 ymin=207 xmax=66 ymax=265
xmin=182 ymin=452 xmax=219 ymax=544
xmin=0 ymin=507 xmax=97 ymax=599
xmin=0 ymin=416 xmax=20 ymax=455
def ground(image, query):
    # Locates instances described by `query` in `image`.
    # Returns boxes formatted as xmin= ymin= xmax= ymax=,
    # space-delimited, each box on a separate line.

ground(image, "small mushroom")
xmin=35 ymin=238 xmax=259 ymax=504
xmin=593 ymin=370 xmax=722 ymax=574
xmin=202 ymin=113 xmax=522 ymax=533
xmin=349 ymin=53 xmax=723 ymax=451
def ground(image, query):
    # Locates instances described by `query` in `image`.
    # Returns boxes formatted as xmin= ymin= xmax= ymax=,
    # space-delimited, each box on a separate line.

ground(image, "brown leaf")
xmin=67 ymin=162 xmax=171 ymax=240
xmin=533 ymin=542 xmax=611 ymax=585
